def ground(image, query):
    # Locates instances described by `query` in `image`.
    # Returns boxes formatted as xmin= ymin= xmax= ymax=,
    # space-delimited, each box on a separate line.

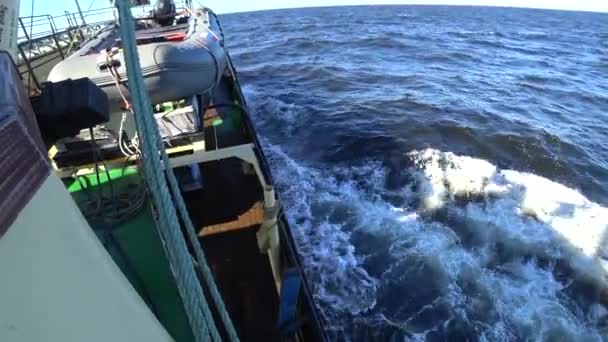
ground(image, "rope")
xmin=116 ymin=3 xmax=216 ymax=339
xmin=114 ymin=1 xmax=238 ymax=341
xmin=105 ymin=52 xmax=141 ymax=157
xmin=154 ymin=12 xmax=238 ymax=339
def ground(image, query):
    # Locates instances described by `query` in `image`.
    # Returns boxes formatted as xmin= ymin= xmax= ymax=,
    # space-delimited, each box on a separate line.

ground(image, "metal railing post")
xmin=75 ymin=0 xmax=87 ymax=26
xmin=64 ymin=12 xmax=76 ymax=43
xmin=15 ymin=5 xmax=116 ymax=81
xmin=47 ymin=15 xmax=66 ymax=60
xmin=65 ymin=11 xmax=73 ymax=27
xmin=73 ymin=13 xmax=85 ymax=40
xmin=17 ymin=45 xmax=40 ymax=91
xmin=18 ymin=18 xmax=31 ymax=41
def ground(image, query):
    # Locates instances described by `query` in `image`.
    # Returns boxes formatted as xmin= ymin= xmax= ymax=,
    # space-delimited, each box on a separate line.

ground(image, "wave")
xmin=238 ymin=62 xmax=352 ymax=84
xmin=447 ymin=30 xmax=506 ymax=38
xmin=446 ymin=30 xmax=556 ymax=42
xmin=228 ymin=6 xmax=608 ymax=340
xmin=409 ymin=149 xmax=608 ymax=275
xmin=514 ymin=31 xmax=551 ymax=39
xmin=261 ymin=138 xmax=608 ymax=340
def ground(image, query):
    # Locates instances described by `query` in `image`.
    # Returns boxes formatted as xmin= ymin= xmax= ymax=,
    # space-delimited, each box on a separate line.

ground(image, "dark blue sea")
xmin=221 ymin=6 xmax=608 ymax=341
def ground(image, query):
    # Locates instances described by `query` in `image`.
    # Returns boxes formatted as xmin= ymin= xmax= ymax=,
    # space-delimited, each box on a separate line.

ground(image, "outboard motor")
xmin=153 ymin=0 xmax=176 ymax=26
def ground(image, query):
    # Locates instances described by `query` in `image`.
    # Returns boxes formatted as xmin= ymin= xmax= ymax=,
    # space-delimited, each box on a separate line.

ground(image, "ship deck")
xmin=185 ymin=74 xmax=280 ymax=341
xmin=33 ymin=17 xmax=327 ymax=341
xmin=14 ymin=2 xmax=329 ymax=340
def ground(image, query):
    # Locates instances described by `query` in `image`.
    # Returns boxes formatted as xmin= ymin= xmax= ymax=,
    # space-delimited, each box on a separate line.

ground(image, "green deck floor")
xmin=65 ymin=169 xmax=194 ymax=342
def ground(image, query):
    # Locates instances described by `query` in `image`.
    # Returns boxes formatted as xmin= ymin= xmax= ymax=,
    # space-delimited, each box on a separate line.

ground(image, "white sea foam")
xmin=243 ymin=84 xmax=300 ymax=127
xmin=264 ymin=141 xmax=379 ymax=318
xmin=247 ymin=90 xmax=608 ymax=339
xmin=262 ymin=138 xmax=608 ymax=339
xmin=409 ymin=148 xmax=608 ymax=282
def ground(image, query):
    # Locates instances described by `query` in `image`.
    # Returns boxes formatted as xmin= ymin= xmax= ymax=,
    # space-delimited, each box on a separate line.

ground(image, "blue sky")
xmin=19 ymin=0 xmax=608 ymax=19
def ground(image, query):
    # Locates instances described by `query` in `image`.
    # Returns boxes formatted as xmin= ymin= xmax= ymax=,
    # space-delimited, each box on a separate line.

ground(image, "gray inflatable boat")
xmin=47 ymin=8 xmax=226 ymax=112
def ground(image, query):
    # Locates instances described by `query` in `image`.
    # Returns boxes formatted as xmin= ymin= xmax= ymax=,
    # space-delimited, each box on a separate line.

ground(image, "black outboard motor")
xmin=153 ymin=0 xmax=176 ymax=26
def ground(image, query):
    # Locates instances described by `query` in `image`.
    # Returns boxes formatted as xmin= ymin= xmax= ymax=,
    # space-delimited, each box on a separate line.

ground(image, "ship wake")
xmin=242 ymin=86 xmax=608 ymax=340
xmin=263 ymin=140 xmax=608 ymax=340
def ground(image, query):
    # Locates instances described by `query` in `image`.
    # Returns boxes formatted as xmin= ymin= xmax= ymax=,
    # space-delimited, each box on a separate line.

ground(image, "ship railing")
xmin=17 ymin=1 xmax=195 ymax=94
xmin=17 ymin=7 xmax=116 ymax=93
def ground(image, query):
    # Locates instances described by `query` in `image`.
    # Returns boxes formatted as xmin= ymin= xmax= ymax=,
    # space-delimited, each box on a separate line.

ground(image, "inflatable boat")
xmin=47 ymin=7 xmax=226 ymax=112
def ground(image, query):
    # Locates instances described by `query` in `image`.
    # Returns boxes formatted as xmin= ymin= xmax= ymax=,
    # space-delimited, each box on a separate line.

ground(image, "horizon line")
xmin=216 ymin=3 xmax=608 ymax=15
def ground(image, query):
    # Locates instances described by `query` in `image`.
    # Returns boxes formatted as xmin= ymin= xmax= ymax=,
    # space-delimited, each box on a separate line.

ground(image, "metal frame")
xmin=169 ymin=143 xmax=283 ymax=291
xmin=16 ymin=7 xmax=116 ymax=93
xmin=54 ymin=139 xmax=284 ymax=292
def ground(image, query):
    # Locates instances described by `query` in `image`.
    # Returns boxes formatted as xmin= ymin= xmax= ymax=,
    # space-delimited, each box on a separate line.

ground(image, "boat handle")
xmin=98 ymin=59 xmax=121 ymax=72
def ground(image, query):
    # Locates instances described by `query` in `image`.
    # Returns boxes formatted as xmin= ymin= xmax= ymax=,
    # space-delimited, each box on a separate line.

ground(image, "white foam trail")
xmin=264 ymin=141 xmax=379 ymax=318
xmin=409 ymin=148 xmax=608 ymax=282
xmin=245 ymin=90 xmax=608 ymax=339
xmin=242 ymin=84 xmax=300 ymax=127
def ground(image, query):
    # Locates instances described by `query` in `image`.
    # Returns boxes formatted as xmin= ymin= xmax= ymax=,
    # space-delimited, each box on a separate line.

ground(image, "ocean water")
xmin=221 ymin=6 xmax=608 ymax=341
